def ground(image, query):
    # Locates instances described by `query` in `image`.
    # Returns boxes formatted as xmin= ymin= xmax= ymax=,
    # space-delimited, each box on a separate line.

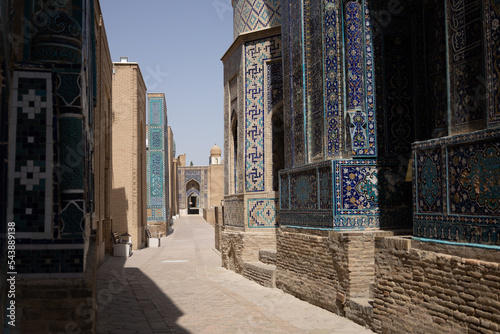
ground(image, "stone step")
xmin=242 ymin=261 xmax=276 ymax=288
xmin=346 ymin=298 xmax=373 ymax=329
xmin=259 ymin=249 xmax=277 ymax=265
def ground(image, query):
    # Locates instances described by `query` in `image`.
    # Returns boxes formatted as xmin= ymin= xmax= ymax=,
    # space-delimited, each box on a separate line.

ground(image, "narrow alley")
xmin=96 ymin=216 xmax=374 ymax=334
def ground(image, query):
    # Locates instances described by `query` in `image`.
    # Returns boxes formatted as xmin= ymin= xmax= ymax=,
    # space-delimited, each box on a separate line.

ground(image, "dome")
xmin=210 ymin=144 xmax=222 ymax=157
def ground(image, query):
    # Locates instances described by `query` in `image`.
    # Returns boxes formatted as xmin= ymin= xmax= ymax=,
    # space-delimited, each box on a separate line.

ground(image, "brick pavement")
xmin=96 ymin=215 xmax=374 ymax=334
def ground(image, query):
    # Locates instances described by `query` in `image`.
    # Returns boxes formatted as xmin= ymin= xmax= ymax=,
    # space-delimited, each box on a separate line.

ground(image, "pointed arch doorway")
xmin=186 ymin=179 xmax=201 ymax=215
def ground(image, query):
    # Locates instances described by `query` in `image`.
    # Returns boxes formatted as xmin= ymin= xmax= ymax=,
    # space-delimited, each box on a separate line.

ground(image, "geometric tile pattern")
xmin=8 ymin=71 xmax=53 ymax=238
xmin=486 ymin=0 xmax=500 ymax=126
xmin=244 ymin=35 xmax=282 ymax=192
xmin=449 ymin=143 xmax=500 ymax=215
xmin=343 ymin=1 xmax=377 ymax=157
xmin=279 ymin=161 xmax=333 ymax=229
xmin=345 ymin=1 xmax=363 ymax=110
xmin=413 ymin=128 xmax=500 ymax=246
xmin=416 ymin=149 xmax=443 ymax=214
xmin=147 ymin=96 xmax=167 ymax=222
xmin=324 ymin=0 xmax=342 ymax=158
xmin=334 ymin=160 xmax=379 ymax=216
xmin=448 ymin=0 xmax=485 ymax=130
xmin=281 ymin=0 xmax=306 ymax=167
xmin=178 ymin=167 xmax=208 ymax=210
xmin=357 ymin=3 xmax=377 ymax=157
xmin=248 ymin=198 xmax=278 ymax=228
xmin=303 ymin=0 xmax=325 ymax=161
xmin=279 ymin=159 xmax=412 ymax=230
xmin=267 ymin=60 xmax=283 ymax=111
xmin=233 ymin=0 xmax=281 ymax=37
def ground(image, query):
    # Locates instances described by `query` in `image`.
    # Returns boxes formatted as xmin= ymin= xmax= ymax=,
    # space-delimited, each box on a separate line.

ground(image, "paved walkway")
xmin=96 ymin=216 xmax=374 ymax=334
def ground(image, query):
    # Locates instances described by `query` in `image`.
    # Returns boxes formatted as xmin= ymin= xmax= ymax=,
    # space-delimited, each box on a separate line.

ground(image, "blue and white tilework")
xmin=233 ymin=0 xmax=281 ymax=37
xmin=245 ymin=35 xmax=282 ymax=192
xmin=248 ymin=198 xmax=279 ymax=228
xmin=147 ymin=96 xmax=167 ymax=222
xmin=8 ymin=71 xmax=53 ymax=238
xmin=413 ymin=128 xmax=500 ymax=246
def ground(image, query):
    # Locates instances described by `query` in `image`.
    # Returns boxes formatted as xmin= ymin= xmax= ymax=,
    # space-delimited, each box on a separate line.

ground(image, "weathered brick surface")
xmin=214 ymin=207 xmax=223 ymax=251
xmin=259 ymin=249 xmax=277 ymax=265
xmin=346 ymin=298 xmax=373 ymax=329
xmin=15 ymin=279 xmax=94 ymax=334
xmin=276 ymin=228 xmax=343 ymax=313
xmin=276 ymin=228 xmax=388 ymax=315
xmin=221 ymin=230 xmax=276 ymax=273
xmin=242 ymin=262 xmax=276 ymax=288
xmin=374 ymin=237 xmax=500 ymax=334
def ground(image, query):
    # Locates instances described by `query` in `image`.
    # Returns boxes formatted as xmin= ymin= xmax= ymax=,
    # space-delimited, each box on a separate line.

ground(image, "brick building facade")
xmin=111 ymin=58 xmax=147 ymax=251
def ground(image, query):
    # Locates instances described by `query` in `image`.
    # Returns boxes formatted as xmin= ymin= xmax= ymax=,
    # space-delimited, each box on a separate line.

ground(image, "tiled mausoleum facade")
xmin=2 ymin=0 xmax=113 ymax=332
xmin=223 ymin=0 xmax=500 ymax=332
xmin=147 ymin=93 xmax=169 ymax=234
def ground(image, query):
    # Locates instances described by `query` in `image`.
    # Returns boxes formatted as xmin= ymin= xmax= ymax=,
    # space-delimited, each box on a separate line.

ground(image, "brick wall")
xmin=276 ymin=227 xmax=391 ymax=314
xmin=215 ymin=206 xmax=223 ymax=251
xmin=16 ymin=278 xmax=94 ymax=333
xmin=373 ymin=237 xmax=500 ymax=334
xmin=221 ymin=230 xmax=276 ymax=273
xmin=111 ymin=62 xmax=147 ymax=250
xmin=276 ymin=227 xmax=342 ymax=313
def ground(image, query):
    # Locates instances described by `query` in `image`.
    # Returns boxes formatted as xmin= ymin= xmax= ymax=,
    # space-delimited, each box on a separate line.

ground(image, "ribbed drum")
xmin=232 ymin=0 xmax=281 ymax=39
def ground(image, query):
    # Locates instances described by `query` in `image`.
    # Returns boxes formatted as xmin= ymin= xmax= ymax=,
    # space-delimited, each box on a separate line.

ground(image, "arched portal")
xmin=186 ymin=179 xmax=200 ymax=214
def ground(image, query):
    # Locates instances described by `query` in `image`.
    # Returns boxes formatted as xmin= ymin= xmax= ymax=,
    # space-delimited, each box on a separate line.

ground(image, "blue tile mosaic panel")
xmin=244 ymin=35 xmax=282 ymax=192
xmin=341 ymin=1 xmax=378 ymax=157
xmin=372 ymin=12 xmax=417 ymax=158
xmin=150 ymin=128 xmax=163 ymax=150
xmin=248 ymin=198 xmax=279 ymax=228
xmin=280 ymin=174 xmax=289 ymax=209
xmin=185 ymin=169 xmax=201 ymax=184
xmin=304 ymin=0 xmax=325 ymax=162
xmin=149 ymin=98 xmax=163 ymax=126
xmin=281 ymin=0 xmax=293 ymax=168
xmin=178 ymin=168 xmax=208 ymax=210
xmin=448 ymin=0 xmax=485 ymax=131
xmin=486 ymin=0 xmax=500 ymax=126
xmin=345 ymin=1 xmax=363 ymax=110
xmin=334 ymin=160 xmax=378 ymax=216
xmin=319 ymin=166 xmax=333 ymax=210
xmin=279 ymin=159 xmax=412 ymax=230
xmin=415 ymin=149 xmax=443 ymax=214
xmin=178 ymin=169 xmax=185 ymax=210
xmin=413 ymin=128 xmax=500 ymax=246
xmin=423 ymin=0 xmax=448 ymax=135
xmin=8 ymin=71 xmax=53 ymax=237
xmin=148 ymin=150 xmax=164 ymax=221
xmin=59 ymin=117 xmax=84 ymax=190
xmin=267 ymin=61 xmax=283 ymax=111
xmin=233 ymin=0 xmax=281 ymax=37
xmin=60 ymin=200 xmax=85 ymax=239
xmin=324 ymin=0 xmax=342 ymax=159
xmin=448 ymin=142 xmax=500 ymax=216
xmin=279 ymin=161 xmax=333 ymax=229
xmin=290 ymin=169 xmax=318 ymax=210
xmin=16 ymin=248 xmax=84 ymax=274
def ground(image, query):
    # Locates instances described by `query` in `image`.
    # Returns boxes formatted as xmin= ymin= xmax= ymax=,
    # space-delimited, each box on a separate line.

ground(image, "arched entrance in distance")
xmin=186 ymin=179 xmax=201 ymax=215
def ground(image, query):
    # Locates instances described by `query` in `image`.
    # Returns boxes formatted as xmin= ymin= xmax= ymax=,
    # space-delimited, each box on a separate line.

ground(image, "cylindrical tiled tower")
xmin=232 ymin=0 xmax=281 ymax=39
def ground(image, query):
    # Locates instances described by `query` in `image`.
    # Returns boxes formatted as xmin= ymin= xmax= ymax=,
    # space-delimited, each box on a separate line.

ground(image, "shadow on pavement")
xmin=96 ymin=256 xmax=190 ymax=334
